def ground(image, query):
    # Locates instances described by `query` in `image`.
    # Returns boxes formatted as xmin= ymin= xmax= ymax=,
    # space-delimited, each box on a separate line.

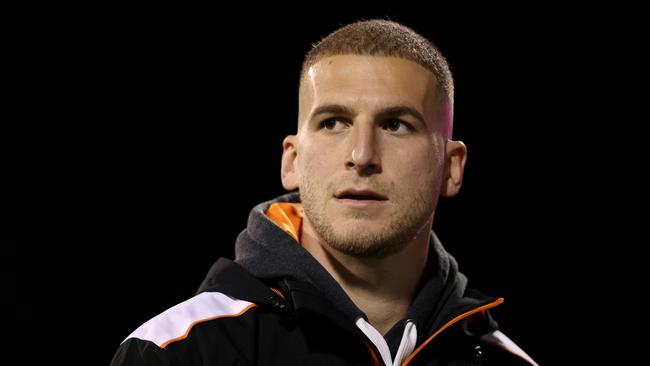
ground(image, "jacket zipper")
xmin=364 ymin=341 xmax=383 ymax=366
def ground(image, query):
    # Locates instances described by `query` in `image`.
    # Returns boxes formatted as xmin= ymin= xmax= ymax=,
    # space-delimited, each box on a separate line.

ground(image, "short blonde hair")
xmin=301 ymin=19 xmax=454 ymax=104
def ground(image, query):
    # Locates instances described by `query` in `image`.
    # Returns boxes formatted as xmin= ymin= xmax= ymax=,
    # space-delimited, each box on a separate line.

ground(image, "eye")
xmin=320 ymin=118 xmax=347 ymax=131
xmin=383 ymin=119 xmax=411 ymax=134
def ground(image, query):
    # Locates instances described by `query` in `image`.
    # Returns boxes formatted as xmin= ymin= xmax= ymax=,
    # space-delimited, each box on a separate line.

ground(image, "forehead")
xmin=302 ymin=55 xmax=439 ymax=109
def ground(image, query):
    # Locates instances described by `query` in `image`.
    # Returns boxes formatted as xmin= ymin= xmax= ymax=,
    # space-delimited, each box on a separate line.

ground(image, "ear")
xmin=281 ymin=135 xmax=299 ymax=191
xmin=441 ymin=140 xmax=467 ymax=197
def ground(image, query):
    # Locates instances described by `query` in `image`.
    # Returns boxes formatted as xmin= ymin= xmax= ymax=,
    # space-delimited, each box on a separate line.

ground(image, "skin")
xmin=281 ymin=55 xmax=467 ymax=335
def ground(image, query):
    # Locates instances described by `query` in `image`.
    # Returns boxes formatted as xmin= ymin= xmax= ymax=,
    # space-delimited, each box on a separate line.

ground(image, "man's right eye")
xmin=320 ymin=118 xmax=345 ymax=131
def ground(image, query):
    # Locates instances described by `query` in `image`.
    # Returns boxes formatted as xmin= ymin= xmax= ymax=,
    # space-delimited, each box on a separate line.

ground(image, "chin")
xmin=335 ymin=217 xmax=381 ymax=230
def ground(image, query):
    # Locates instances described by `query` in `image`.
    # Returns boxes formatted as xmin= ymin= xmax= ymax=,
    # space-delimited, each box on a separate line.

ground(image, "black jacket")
xmin=111 ymin=193 xmax=538 ymax=366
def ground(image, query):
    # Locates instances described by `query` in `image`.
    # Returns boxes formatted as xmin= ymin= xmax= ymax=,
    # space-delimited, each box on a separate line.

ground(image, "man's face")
xmin=284 ymin=55 xmax=450 ymax=258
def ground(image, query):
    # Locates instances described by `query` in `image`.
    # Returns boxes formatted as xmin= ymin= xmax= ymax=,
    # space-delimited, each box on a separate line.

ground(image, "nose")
xmin=346 ymin=122 xmax=381 ymax=175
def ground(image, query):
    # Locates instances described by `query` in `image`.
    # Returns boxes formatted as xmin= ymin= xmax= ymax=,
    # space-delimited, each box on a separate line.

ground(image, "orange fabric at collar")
xmin=265 ymin=202 xmax=304 ymax=243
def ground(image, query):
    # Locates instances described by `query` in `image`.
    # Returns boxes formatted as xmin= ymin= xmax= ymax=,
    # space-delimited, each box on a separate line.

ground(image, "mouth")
xmin=333 ymin=188 xmax=388 ymax=201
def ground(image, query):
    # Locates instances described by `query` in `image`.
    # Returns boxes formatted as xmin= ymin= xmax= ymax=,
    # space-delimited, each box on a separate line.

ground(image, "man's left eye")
xmin=383 ymin=120 xmax=410 ymax=133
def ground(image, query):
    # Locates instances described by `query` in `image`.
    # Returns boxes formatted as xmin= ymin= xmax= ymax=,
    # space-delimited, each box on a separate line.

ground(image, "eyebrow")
xmin=377 ymin=106 xmax=426 ymax=126
xmin=311 ymin=104 xmax=355 ymax=118
xmin=310 ymin=104 xmax=426 ymax=126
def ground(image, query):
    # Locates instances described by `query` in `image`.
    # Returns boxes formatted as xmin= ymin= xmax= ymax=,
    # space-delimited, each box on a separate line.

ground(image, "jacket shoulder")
xmin=110 ymin=258 xmax=284 ymax=366
xmin=110 ymin=291 xmax=260 ymax=365
xmin=124 ymin=291 xmax=257 ymax=349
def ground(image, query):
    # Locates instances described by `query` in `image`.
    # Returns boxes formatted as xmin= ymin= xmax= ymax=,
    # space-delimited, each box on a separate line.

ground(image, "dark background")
xmin=3 ymin=8 xmax=640 ymax=365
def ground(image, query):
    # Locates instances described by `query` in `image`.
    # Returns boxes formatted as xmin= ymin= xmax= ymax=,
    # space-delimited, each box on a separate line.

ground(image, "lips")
xmin=334 ymin=188 xmax=388 ymax=201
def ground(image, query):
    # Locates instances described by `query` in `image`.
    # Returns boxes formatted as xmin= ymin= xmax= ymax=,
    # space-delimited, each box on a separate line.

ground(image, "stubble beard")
xmin=300 ymin=177 xmax=437 ymax=259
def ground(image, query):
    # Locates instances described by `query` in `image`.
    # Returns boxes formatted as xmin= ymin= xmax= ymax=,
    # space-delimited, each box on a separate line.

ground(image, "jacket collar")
xmin=234 ymin=192 xmax=366 ymax=323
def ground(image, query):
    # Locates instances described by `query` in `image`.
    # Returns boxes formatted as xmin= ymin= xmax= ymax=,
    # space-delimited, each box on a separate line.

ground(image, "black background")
xmin=2 ymin=7 xmax=641 ymax=365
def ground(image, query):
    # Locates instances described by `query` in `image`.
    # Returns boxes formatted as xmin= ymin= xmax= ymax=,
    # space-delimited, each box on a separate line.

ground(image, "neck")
xmin=301 ymin=219 xmax=431 ymax=335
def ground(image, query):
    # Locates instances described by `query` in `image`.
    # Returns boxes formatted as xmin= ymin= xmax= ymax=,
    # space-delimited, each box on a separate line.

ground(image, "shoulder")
xmin=125 ymin=291 xmax=257 ymax=349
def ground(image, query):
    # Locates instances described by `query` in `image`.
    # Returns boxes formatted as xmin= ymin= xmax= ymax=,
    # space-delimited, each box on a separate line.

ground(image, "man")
xmin=111 ymin=20 xmax=538 ymax=366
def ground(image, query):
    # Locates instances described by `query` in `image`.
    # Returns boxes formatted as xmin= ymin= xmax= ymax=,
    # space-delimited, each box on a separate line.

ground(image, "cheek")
xmin=299 ymin=150 xmax=319 ymax=174
xmin=300 ymin=143 xmax=336 ymax=174
xmin=412 ymin=163 xmax=437 ymax=188
xmin=297 ymin=149 xmax=329 ymax=187
xmin=396 ymin=149 xmax=442 ymax=188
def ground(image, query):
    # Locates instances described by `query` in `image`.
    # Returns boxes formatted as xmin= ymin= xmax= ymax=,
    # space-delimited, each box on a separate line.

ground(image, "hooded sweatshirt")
xmin=111 ymin=192 xmax=538 ymax=366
